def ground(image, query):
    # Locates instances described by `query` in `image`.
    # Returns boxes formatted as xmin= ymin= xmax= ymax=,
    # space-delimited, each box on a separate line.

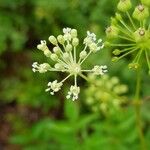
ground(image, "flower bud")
xmin=111 ymin=17 xmax=118 ymax=25
xmin=66 ymin=44 xmax=72 ymax=52
xmin=53 ymin=47 xmax=61 ymax=55
xmin=71 ymin=29 xmax=77 ymax=38
xmin=113 ymin=49 xmax=121 ymax=55
xmin=72 ymin=38 xmax=79 ymax=46
xmin=89 ymin=43 xmax=97 ymax=52
xmin=44 ymin=50 xmax=51 ymax=57
xmin=104 ymin=41 xmax=111 ymax=47
xmin=112 ymin=57 xmax=119 ymax=62
xmin=134 ymin=28 xmax=148 ymax=42
xmin=50 ymin=53 xmax=58 ymax=61
xmin=106 ymin=26 xmax=119 ymax=39
xmin=128 ymin=63 xmax=139 ymax=69
xmin=80 ymin=50 xmax=87 ymax=59
xmin=115 ymin=13 xmax=122 ymax=20
xmin=57 ymin=35 xmax=65 ymax=44
xmin=141 ymin=0 xmax=150 ymax=6
xmin=63 ymin=52 xmax=70 ymax=60
xmin=54 ymin=63 xmax=64 ymax=70
xmin=49 ymin=36 xmax=57 ymax=45
xmin=117 ymin=0 xmax=132 ymax=12
xmin=132 ymin=4 xmax=149 ymax=21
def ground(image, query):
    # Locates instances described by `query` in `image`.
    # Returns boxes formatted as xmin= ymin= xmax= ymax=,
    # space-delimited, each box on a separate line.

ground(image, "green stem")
xmin=126 ymin=12 xmax=136 ymax=30
xmin=134 ymin=68 xmax=147 ymax=150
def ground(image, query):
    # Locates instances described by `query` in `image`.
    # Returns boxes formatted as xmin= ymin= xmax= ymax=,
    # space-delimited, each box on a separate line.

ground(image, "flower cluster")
xmin=32 ymin=27 xmax=107 ymax=101
xmin=85 ymin=74 xmax=128 ymax=114
xmin=105 ymin=0 xmax=150 ymax=73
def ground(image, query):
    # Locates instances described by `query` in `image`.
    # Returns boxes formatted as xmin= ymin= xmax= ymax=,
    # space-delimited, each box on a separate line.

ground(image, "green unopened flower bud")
xmin=104 ymin=41 xmax=111 ymax=47
xmin=111 ymin=17 xmax=118 ymax=25
xmin=44 ymin=50 xmax=51 ymax=57
xmin=134 ymin=28 xmax=148 ymax=42
xmin=113 ymin=49 xmax=121 ymax=55
xmin=80 ymin=50 xmax=87 ymax=59
xmin=63 ymin=52 xmax=70 ymax=60
xmin=71 ymin=29 xmax=77 ymax=38
xmin=66 ymin=44 xmax=72 ymax=52
xmin=132 ymin=4 xmax=149 ymax=21
xmin=57 ymin=35 xmax=65 ymax=44
xmin=106 ymin=26 xmax=119 ymax=39
xmin=117 ymin=0 xmax=132 ymax=12
xmin=53 ymin=47 xmax=61 ymax=54
xmin=115 ymin=13 xmax=122 ymax=20
xmin=141 ymin=0 xmax=150 ymax=6
xmin=112 ymin=57 xmax=119 ymax=62
xmin=50 ymin=53 xmax=58 ymax=61
xmin=54 ymin=63 xmax=64 ymax=70
xmin=72 ymin=38 xmax=79 ymax=46
xmin=49 ymin=36 xmax=57 ymax=45
xmin=119 ymin=85 xmax=128 ymax=93
xmin=128 ymin=63 xmax=139 ymax=69
xmin=89 ymin=43 xmax=97 ymax=52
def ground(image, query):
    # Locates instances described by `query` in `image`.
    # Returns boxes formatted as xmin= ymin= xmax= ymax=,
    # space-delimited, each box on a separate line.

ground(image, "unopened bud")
xmin=44 ymin=50 xmax=51 ymax=57
xmin=113 ymin=49 xmax=121 ymax=55
xmin=80 ymin=50 xmax=87 ymax=59
xmin=49 ymin=36 xmax=57 ymax=45
xmin=133 ymin=4 xmax=149 ymax=21
xmin=106 ymin=26 xmax=119 ymax=39
xmin=134 ymin=28 xmax=148 ymax=42
xmin=89 ymin=43 xmax=97 ymax=52
xmin=128 ymin=63 xmax=139 ymax=69
xmin=57 ymin=35 xmax=65 ymax=44
xmin=117 ymin=0 xmax=132 ymax=12
xmin=53 ymin=47 xmax=61 ymax=54
xmin=50 ymin=53 xmax=58 ymax=61
xmin=66 ymin=44 xmax=72 ymax=52
xmin=63 ymin=52 xmax=70 ymax=60
xmin=72 ymin=38 xmax=79 ymax=46
xmin=71 ymin=29 xmax=77 ymax=38
xmin=115 ymin=13 xmax=122 ymax=20
xmin=112 ymin=57 xmax=119 ymax=62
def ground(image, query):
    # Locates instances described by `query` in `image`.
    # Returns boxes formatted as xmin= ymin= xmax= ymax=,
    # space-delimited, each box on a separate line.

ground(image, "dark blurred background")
xmin=0 ymin=0 xmax=150 ymax=150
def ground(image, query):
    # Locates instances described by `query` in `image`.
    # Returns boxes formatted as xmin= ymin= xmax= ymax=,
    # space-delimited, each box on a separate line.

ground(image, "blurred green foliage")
xmin=0 ymin=0 xmax=150 ymax=150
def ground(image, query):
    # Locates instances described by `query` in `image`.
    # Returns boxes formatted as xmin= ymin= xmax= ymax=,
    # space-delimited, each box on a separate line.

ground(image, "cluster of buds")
xmin=85 ymin=75 xmax=128 ymax=114
xmin=105 ymin=0 xmax=150 ymax=74
xmin=32 ymin=27 xmax=107 ymax=101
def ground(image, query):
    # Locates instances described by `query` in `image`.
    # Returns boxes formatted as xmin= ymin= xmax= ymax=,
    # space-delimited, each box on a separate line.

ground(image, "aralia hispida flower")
xmin=32 ymin=28 xmax=107 ymax=101
xmin=105 ymin=0 xmax=150 ymax=73
xmin=85 ymin=74 xmax=128 ymax=114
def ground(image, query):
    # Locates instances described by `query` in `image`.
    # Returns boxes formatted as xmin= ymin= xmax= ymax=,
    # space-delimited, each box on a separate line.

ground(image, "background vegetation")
xmin=0 ymin=0 xmax=149 ymax=150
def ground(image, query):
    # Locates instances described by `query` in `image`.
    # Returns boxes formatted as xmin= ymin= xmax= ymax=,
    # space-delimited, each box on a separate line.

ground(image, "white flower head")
xmin=33 ymin=27 xmax=107 ymax=101
xmin=45 ymin=80 xmax=63 ymax=95
xmin=66 ymin=86 xmax=80 ymax=101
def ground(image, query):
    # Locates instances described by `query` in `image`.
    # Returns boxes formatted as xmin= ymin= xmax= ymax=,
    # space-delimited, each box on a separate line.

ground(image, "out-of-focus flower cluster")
xmin=32 ymin=27 xmax=107 ymax=101
xmin=85 ymin=75 xmax=128 ymax=114
xmin=105 ymin=0 xmax=150 ymax=74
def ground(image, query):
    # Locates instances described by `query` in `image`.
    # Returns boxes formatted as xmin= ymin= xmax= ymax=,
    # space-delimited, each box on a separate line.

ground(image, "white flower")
xmin=45 ymin=80 xmax=63 ymax=95
xmin=66 ymin=86 xmax=80 ymax=101
xmin=63 ymin=27 xmax=72 ymax=41
xmin=84 ymin=31 xmax=104 ymax=52
xmin=33 ymin=28 xmax=107 ymax=101
xmin=37 ymin=40 xmax=48 ymax=51
xmin=92 ymin=65 xmax=108 ymax=75
xmin=32 ymin=62 xmax=51 ymax=73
